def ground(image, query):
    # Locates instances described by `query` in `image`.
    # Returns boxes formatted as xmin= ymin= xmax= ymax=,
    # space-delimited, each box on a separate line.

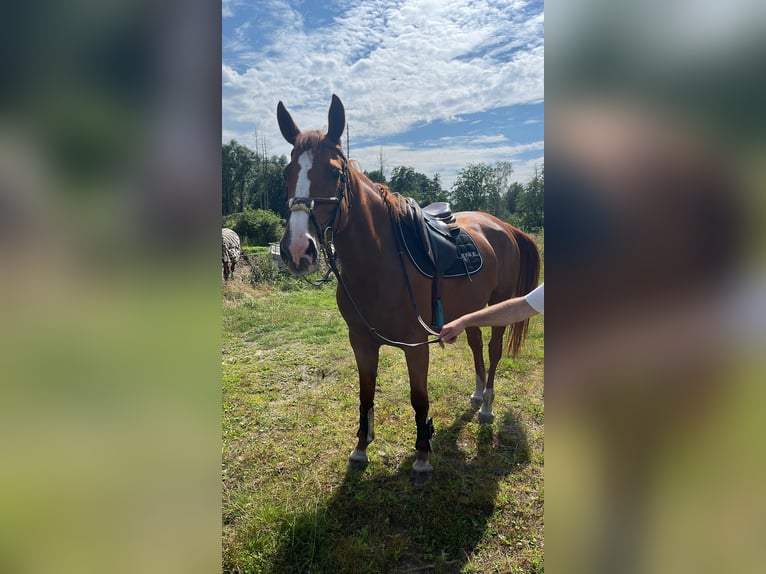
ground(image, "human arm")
xmin=439 ymin=295 xmax=538 ymax=345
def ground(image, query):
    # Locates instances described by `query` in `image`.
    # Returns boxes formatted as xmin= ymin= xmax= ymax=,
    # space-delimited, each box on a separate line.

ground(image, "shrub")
xmin=247 ymin=251 xmax=282 ymax=285
xmin=223 ymin=209 xmax=283 ymax=246
xmin=246 ymin=251 xmax=320 ymax=291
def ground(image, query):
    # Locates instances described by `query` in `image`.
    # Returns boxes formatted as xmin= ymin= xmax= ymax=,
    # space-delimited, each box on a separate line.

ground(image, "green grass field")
xmin=222 ymin=277 xmax=544 ymax=573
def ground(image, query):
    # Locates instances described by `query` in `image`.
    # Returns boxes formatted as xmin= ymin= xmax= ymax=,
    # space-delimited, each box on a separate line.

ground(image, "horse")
xmin=222 ymin=227 xmax=241 ymax=280
xmin=277 ymin=95 xmax=540 ymax=476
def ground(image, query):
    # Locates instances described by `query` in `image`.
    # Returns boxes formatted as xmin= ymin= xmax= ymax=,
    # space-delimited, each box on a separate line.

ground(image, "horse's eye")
xmin=329 ymin=166 xmax=341 ymax=179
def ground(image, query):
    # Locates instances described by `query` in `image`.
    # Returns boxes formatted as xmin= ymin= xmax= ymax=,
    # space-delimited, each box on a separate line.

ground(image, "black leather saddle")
xmin=397 ymin=197 xmax=483 ymax=279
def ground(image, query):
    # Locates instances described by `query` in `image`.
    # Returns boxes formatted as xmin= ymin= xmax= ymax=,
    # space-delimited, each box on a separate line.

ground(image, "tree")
xmin=516 ymin=165 xmax=544 ymax=231
xmin=421 ymin=173 xmax=447 ymax=206
xmin=222 ymin=140 xmax=290 ymax=219
xmin=222 ymin=140 xmax=256 ymax=215
xmin=504 ymin=181 xmax=524 ymax=216
xmin=251 ymin=154 xmax=288 ymax=219
xmin=449 ymin=163 xmax=501 ymax=214
xmin=388 ymin=165 xmax=447 ymax=206
xmin=389 ymin=166 xmax=418 ymax=197
xmin=364 ymin=169 xmax=387 ymax=184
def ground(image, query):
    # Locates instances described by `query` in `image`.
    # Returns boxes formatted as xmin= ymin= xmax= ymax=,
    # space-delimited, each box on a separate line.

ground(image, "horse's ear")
xmin=327 ymin=94 xmax=345 ymax=145
xmin=277 ymin=101 xmax=301 ymax=145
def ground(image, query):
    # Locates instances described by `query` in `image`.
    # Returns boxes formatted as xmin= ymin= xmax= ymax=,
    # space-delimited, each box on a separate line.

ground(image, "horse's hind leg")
xmin=466 ymin=327 xmax=487 ymax=406
xmin=478 ymin=325 xmax=508 ymax=424
xmin=349 ymin=333 xmax=380 ymax=468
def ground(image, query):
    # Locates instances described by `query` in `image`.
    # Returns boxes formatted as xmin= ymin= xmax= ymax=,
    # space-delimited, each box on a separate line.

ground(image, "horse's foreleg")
xmin=466 ymin=327 xmax=487 ymax=405
xmin=404 ymin=345 xmax=433 ymax=475
xmin=478 ymin=325 xmax=508 ymax=424
xmin=349 ymin=333 xmax=380 ymax=467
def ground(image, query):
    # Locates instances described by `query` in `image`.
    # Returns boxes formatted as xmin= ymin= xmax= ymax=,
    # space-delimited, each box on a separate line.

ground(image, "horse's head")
xmin=277 ymin=94 xmax=349 ymax=275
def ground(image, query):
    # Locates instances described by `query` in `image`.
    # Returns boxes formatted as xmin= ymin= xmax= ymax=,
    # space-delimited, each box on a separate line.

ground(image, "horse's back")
xmin=453 ymin=211 xmax=539 ymax=299
xmin=222 ymin=227 xmax=240 ymax=246
xmin=453 ymin=211 xmax=519 ymax=259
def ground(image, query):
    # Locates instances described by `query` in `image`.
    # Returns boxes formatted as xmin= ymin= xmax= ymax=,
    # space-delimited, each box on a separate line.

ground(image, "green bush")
xmin=246 ymin=251 xmax=322 ymax=291
xmin=247 ymin=251 xmax=283 ymax=284
xmin=223 ymin=209 xmax=283 ymax=246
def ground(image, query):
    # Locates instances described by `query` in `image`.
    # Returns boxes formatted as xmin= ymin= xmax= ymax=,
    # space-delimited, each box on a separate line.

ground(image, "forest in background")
xmin=222 ymin=140 xmax=543 ymax=245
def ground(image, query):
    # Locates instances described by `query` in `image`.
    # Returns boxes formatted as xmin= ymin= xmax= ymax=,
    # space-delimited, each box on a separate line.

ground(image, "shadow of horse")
xmin=266 ymin=406 xmax=531 ymax=573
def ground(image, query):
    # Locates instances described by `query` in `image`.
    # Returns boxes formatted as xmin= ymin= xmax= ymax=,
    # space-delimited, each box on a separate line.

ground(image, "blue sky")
xmin=222 ymin=0 xmax=544 ymax=189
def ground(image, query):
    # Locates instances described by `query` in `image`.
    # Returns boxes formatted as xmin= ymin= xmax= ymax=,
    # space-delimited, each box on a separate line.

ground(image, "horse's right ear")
xmin=277 ymin=101 xmax=301 ymax=145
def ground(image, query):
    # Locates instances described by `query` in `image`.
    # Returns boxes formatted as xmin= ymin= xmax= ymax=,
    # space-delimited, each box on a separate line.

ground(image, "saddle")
xmin=395 ymin=196 xmax=483 ymax=327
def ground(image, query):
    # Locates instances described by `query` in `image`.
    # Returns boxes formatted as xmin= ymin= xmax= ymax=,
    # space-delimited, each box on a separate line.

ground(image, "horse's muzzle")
xmin=280 ymin=235 xmax=319 ymax=275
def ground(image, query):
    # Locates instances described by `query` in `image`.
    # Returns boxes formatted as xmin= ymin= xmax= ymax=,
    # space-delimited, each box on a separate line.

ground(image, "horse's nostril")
xmin=306 ymin=239 xmax=318 ymax=259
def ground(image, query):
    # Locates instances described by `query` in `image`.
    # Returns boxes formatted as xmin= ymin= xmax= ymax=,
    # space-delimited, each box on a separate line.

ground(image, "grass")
xmin=222 ymin=276 xmax=544 ymax=573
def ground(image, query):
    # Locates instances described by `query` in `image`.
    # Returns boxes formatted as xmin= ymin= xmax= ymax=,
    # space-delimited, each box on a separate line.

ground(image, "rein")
xmin=288 ymin=154 xmax=441 ymax=348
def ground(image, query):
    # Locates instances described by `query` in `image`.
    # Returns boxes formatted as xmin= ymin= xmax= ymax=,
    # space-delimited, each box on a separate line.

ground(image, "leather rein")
xmin=286 ymin=150 xmax=441 ymax=348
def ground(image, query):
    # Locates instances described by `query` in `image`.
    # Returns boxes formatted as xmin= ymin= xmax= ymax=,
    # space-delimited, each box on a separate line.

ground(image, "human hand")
xmin=438 ymin=320 xmax=464 ymax=348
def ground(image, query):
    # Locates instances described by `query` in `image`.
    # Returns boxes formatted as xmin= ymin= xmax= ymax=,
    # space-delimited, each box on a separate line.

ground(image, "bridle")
xmin=285 ymin=146 xmax=441 ymax=348
xmin=287 ymin=146 xmax=353 ymax=258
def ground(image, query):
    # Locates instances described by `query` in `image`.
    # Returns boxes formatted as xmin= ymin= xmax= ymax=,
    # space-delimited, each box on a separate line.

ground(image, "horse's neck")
xmin=335 ymin=176 xmax=396 ymax=270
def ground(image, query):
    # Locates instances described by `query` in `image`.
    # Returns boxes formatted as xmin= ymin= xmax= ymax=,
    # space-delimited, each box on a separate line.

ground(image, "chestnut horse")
xmin=277 ymin=95 xmax=540 ymax=476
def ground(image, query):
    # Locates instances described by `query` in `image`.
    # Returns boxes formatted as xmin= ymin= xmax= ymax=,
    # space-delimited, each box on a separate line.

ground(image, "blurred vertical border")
xmin=3 ymin=1 xmax=766 ymax=573
xmin=0 ymin=1 xmax=221 ymax=573
xmin=545 ymin=1 xmax=766 ymax=573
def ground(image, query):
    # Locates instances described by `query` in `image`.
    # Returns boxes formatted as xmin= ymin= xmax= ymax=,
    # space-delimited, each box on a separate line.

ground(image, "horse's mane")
xmin=347 ymin=163 xmax=402 ymax=219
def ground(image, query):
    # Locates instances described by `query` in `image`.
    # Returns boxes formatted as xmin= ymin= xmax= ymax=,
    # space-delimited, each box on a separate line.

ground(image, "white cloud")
xmin=351 ymin=139 xmax=545 ymax=189
xmin=222 ymin=0 xmax=544 ymax=187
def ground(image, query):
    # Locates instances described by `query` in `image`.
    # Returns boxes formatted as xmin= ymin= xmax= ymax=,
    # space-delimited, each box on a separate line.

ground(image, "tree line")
xmin=223 ymin=139 xmax=543 ymax=244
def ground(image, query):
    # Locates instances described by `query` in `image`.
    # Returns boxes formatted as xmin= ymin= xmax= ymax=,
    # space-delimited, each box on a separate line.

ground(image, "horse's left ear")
xmin=327 ymin=94 xmax=345 ymax=145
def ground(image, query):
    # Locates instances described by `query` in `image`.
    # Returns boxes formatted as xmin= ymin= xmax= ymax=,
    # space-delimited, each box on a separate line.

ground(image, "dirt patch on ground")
xmin=222 ymin=254 xmax=254 ymax=283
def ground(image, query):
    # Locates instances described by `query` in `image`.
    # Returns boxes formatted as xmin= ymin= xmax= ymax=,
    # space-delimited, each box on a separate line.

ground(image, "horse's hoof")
xmin=348 ymin=448 xmax=369 ymax=469
xmin=470 ymin=394 xmax=483 ymax=407
xmin=478 ymin=411 xmax=495 ymax=424
xmin=411 ymin=459 xmax=434 ymax=483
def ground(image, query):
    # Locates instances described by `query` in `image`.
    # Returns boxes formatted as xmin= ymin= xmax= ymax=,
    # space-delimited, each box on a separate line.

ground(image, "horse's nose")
xmin=281 ymin=234 xmax=318 ymax=270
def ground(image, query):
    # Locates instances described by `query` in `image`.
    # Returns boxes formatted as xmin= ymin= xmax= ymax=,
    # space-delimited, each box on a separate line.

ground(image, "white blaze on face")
xmin=288 ymin=150 xmax=314 ymax=266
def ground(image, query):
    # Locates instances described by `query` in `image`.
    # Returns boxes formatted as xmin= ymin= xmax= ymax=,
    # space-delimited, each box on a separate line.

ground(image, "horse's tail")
xmin=507 ymin=227 xmax=541 ymax=356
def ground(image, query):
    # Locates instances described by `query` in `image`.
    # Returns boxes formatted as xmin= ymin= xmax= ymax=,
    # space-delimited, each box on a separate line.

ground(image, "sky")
xmin=222 ymin=0 xmax=544 ymax=189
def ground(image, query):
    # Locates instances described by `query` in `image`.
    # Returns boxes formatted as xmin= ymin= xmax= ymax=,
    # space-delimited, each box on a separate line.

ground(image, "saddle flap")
xmin=425 ymin=217 xmax=454 ymax=239
xmin=426 ymin=220 xmax=458 ymax=271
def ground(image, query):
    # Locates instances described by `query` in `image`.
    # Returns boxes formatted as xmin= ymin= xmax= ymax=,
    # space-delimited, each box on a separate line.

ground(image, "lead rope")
xmin=324 ymin=249 xmax=441 ymax=347
xmin=320 ymin=193 xmax=441 ymax=348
